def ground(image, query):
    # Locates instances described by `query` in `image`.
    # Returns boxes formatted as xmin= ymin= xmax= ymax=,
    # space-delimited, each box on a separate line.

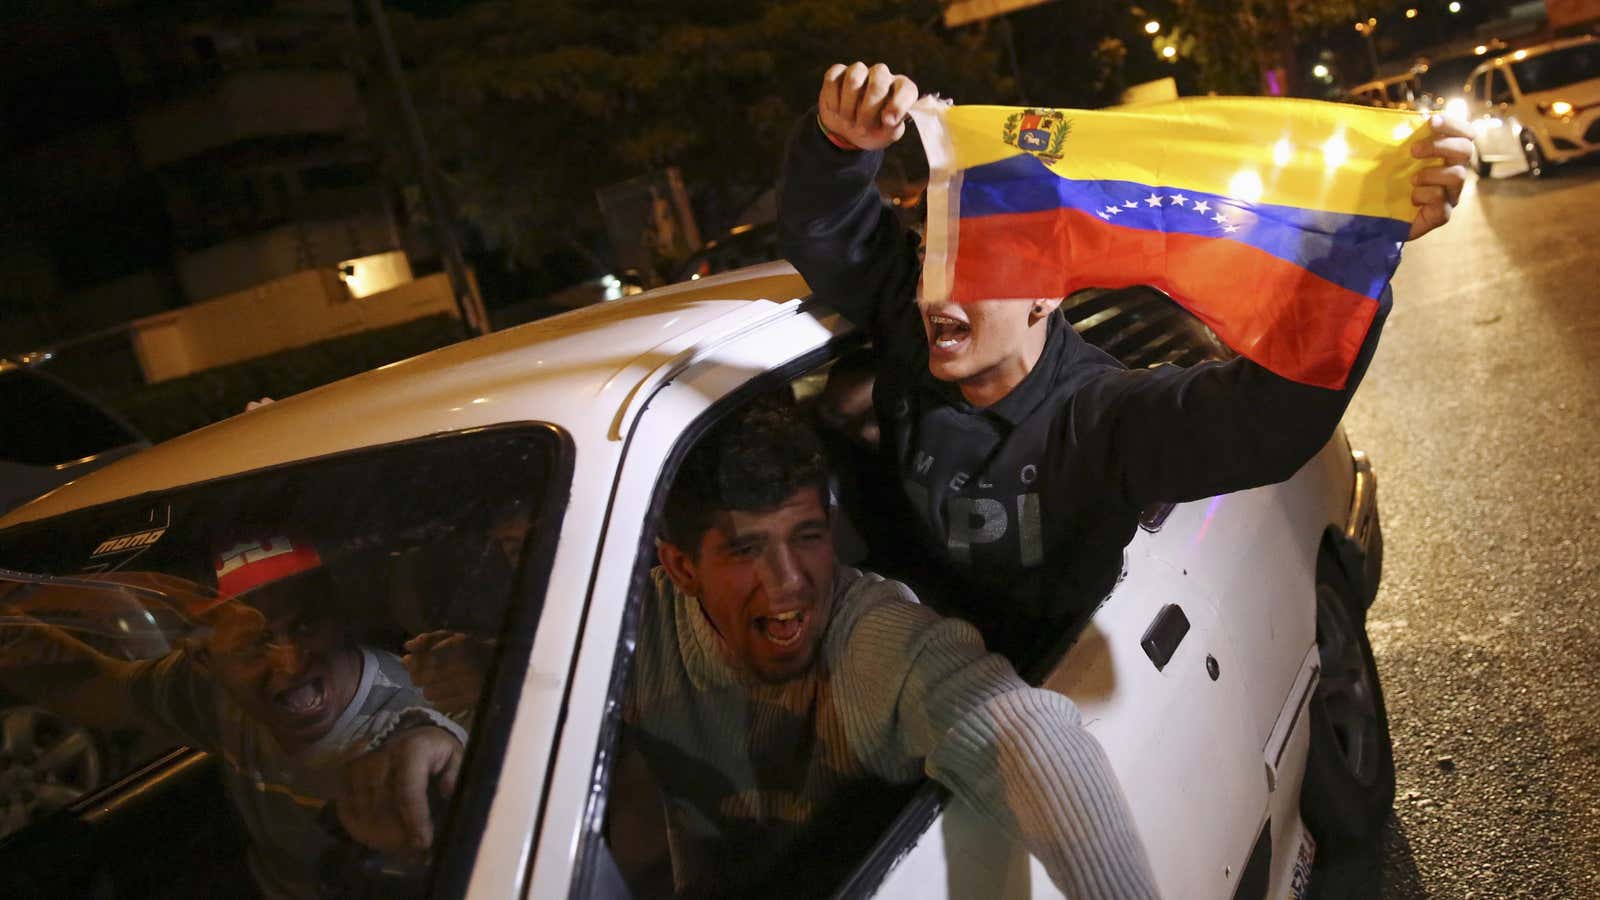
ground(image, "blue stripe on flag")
xmin=958 ymin=153 xmax=1410 ymax=301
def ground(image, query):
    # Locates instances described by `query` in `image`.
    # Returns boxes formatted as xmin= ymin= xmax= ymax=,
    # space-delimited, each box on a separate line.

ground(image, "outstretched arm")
xmin=777 ymin=63 xmax=923 ymax=339
xmin=836 ymin=583 xmax=1159 ymax=898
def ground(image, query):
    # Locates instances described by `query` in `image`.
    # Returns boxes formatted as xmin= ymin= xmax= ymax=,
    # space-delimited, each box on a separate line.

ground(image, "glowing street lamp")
xmin=1312 ymin=63 xmax=1331 ymax=79
xmin=1145 ymin=20 xmax=1161 ymax=34
xmin=1161 ymin=44 xmax=1177 ymax=59
xmin=1449 ymin=1 xmax=1462 ymax=12
xmin=1405 ymin=7 xmax=1418 ymax=18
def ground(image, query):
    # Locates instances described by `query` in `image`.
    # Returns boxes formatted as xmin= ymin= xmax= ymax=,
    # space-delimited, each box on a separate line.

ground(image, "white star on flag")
xmin=1223 ymin=223 xmax=1239 ymax=233
xmin=1212 ymin=212 xmax=1229 ymax=225
xmin=1123 ymin=200 xmax=1139 ymax=209
xmin=1103 ymin=206 xmax=1121 ymax=216
xmin=1097 ymin=211 xmax=1111 ymax=220
xmin=1170 ymin=193 xmax=1188 ymax=207
xmin=1145 ymin=193 xmax=1164 ymax=207
xmin=1191 ymin=199 xmax=1211 ymax=214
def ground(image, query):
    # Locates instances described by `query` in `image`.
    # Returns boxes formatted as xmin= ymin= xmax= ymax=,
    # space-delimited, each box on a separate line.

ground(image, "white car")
xmin=0 ymin=264 xmax=1390 ymax=900
xmin=1464 ymin=35 xmax=1600 ymax=177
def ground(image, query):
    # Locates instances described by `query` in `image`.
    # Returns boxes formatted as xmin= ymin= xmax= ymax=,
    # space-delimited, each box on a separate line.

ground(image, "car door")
xmin=1481 ymin=67 xmax=1525 ymax=163
xmin=855 ymin=528 xmax=1266 ymax=900
xmin=529 ymin=301 xmax=853 ymax=899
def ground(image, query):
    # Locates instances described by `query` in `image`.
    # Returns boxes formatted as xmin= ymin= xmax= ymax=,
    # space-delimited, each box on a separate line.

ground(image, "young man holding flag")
xmin=778 ymin=62 xmax=1472 ymax=655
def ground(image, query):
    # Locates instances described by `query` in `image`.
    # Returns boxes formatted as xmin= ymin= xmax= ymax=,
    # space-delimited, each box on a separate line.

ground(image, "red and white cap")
xmin=212 ymin=535 xmax=323 ymax=599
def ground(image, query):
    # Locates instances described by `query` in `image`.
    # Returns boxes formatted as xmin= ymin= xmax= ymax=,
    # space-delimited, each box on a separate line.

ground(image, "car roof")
xmin=1471 ymin=34 xmax=1597 ymax=75
xmin=0 ymin=262 xmax=812 ymax=528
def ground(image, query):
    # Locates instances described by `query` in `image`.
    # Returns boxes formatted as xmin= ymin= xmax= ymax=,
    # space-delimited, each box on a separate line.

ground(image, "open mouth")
xmin=753 ymin=609 xmax=807 ymax=648
xmin=274 ymin=676 xmax=326 ymax=717
xmin=926 ymin=312 xmax=971 ymax=352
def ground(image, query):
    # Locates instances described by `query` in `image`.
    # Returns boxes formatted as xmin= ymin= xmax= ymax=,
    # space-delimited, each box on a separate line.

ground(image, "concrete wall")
xmin=175 ymin=213 xmax=397 ymax=302
xmin=129 ymin=267 xmax=457 ymax=383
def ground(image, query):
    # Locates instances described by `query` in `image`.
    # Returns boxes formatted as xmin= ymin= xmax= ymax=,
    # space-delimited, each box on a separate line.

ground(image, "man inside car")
xmin=778 ymin=62 xmax=1475 ymax=655
xmin=0 ymin=535 xmax=465 ymax=900
xmin=617 ymin=404 xmax=1155 ymax=898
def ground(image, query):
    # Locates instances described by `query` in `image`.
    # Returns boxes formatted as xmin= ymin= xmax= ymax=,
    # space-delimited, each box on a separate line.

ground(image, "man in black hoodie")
xmin=779 ymin=62 xmax=1473 ymax=657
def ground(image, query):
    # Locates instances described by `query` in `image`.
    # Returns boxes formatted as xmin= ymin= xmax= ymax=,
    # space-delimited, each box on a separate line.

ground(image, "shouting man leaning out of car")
xmin=626 ymin=404 xmax=1155 ymax=898
xmin=0 ymin=537 xmax=465 ymax=900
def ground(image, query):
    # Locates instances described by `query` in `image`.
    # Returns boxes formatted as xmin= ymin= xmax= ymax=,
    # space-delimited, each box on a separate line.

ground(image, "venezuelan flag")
xmin=909 ymin=98 xmax=1436 ymax=389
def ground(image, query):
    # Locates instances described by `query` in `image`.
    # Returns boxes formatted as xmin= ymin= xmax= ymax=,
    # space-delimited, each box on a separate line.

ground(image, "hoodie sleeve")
xmin=776 ymin=110 xmax=923 ymax=347
xmin=1055 ymin=287 xmax=1392 ymax=509
xmin=834 ymin=576 xmax=1160 ymax=899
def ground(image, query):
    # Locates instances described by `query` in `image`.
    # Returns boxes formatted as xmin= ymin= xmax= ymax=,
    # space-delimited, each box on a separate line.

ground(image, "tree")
xmin=377 ymin=0 xmax=1006 ymax=272
xmin=1174 ymin=0 xmax=1361 ymax=96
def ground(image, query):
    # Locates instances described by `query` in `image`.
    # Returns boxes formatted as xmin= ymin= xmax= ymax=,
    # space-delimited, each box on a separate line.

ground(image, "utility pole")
xmin=362 ymin=0 xmax=488 ymax=335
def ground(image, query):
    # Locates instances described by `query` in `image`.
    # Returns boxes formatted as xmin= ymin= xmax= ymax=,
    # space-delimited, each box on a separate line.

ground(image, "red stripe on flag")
xmin=950 ymin=207 xmax=1379 ymax=389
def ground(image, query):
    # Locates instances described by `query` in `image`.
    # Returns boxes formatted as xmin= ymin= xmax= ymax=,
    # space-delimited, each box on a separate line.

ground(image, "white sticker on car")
xmin=1289 ymin=829 xmax=1316 ymax=899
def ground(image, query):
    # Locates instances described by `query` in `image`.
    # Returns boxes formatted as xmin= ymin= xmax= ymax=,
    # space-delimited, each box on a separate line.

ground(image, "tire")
xmin=1300 ymin=565 xmax=1396 ymax=855
xmin=1520 ymin=127 xmax=1546 ymax=178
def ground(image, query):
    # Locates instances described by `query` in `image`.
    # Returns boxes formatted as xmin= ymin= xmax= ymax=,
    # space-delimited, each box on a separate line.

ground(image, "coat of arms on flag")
xmin=1002 ymin=108 xmax=1070 ymax=161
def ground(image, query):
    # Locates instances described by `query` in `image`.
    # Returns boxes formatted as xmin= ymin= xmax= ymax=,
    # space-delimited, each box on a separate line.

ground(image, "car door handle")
xmin=1140 ymin=603 xmax=1190 ymax=672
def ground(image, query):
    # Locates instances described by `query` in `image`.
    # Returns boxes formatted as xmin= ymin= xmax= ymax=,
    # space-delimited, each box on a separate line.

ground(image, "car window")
xmin=1511 ymin=42 xmax=1600 ymax=94
xmin=0 ymin=368 xmax=142 ymax=467
xmin=0 ymin=425 xmax=568 ymax=899
xmin=1489 ymin=68 xmax=1513 ymax=102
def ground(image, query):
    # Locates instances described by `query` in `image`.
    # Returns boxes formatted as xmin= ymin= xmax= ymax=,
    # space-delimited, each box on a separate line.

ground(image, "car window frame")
xmin=0 ymin=421 xmax=574 ymax=899
xmin=564 ymin=334 xmax=861 ymax=899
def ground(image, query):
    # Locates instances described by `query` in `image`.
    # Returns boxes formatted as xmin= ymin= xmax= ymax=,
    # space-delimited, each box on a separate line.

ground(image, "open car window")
xmin=0 ymin=425 xmax=568 ymax=900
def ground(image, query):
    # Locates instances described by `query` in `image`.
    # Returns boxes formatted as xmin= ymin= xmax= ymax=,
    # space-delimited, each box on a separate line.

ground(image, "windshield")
xmin=1418 ymin=56 xmax=1481 ymax=98
xmin=1511 ymin=43 xmax=1600 ymax=94
xmin=0 ymin=426 xmax=567 ymax=897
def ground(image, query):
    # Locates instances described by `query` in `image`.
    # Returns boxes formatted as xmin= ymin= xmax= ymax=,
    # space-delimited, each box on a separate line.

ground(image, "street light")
xmin=1145 ymin=20 xmax=1161 ymax=34
xmin=1449 ymin=1 xmax=1462 ymax=12
xmin=1161 ymin=45 xmax=1177 ymax=59
xmin=1312 ymin=63 xmax=1331 ymax=79
xmin=1405 ymin=7 xmax=1418 ymax=18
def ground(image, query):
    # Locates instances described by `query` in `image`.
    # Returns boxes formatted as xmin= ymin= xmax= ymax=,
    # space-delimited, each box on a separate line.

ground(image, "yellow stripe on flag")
xmin=937 ymin=98 xmax=1435 ymax=222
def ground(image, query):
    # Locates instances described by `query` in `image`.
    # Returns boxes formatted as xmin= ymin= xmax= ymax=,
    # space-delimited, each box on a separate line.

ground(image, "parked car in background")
xmin=0 ymin=264 xmax=1390 ymax=899
xmin=0 ymin=358 xmax=149 ymax=515
xmin=1465 ymin=35 xmax=1600 ymax=177
xmin=674 ymin=221 xmax=779 ymax=282
xmin=1345 ymin=73 xmax=1424 ymax=109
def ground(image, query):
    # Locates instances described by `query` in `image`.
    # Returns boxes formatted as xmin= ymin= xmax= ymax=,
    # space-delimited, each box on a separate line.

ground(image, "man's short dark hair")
xmin=661 ymin=403 xmax=831 ymax=553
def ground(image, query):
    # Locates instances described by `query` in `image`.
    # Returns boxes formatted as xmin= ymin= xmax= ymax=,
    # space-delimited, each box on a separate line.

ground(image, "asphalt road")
xmin=1311 ymin=157 xmax=1600 ymax=898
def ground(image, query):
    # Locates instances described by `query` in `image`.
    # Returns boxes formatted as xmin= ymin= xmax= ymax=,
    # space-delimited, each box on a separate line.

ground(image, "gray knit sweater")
xmin=622 ymin=565 xmax=1158 ymax=899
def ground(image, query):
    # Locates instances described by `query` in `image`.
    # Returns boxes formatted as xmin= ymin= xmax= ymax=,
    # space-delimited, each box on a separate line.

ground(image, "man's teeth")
xmin=760 ymin=610 xmax=806 ymax=646
xmin=278 ymin=680 xmax=323 ymax=714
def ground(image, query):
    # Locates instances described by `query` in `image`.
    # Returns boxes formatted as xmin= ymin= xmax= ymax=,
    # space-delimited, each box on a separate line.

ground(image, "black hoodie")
xmin=778 ymin=114 xmax=1390 ymax=646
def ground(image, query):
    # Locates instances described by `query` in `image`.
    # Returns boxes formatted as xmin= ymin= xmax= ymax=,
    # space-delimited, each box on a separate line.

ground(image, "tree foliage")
xmin=380 ymin=0 xmax=1005 ymax=268
xmin=1175 ymin=0 xmax=1360 ymax=95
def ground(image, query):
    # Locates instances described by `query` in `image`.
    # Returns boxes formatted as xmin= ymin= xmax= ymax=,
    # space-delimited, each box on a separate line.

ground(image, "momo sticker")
xmin=91 ymin=526 xmax=166 ymax=557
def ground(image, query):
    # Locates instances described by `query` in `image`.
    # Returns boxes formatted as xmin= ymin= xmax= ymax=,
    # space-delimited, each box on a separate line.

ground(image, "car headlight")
xmin=1543 ymin=100 xmax=1573 ymax=118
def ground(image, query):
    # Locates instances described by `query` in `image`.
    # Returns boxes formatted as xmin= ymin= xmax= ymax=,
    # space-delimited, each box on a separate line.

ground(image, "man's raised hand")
xmin=818 ymin=62 xmax=919 ymax=152
xmin=1407 ymin=115 xmax=1475 ymax=241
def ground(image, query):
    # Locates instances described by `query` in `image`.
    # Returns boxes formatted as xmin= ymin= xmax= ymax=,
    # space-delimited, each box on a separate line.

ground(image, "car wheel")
xmin=1520 ymin=128 xmax=1546 ymax=178
xmin=1300 ymin=571 xmax=1396 ymax=854
xmin=0 ymin=706 xmax=105 ymax=838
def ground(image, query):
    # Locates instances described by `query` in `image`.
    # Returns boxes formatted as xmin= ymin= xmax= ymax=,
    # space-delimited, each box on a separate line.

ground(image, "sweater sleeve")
xmin=835 ymin=579 xmax=1159 ymax=899
xmin=776 ymin=110 xmax=923 ymax=346
xmin=1057 ymin=286 xmax=1392 ymax=509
